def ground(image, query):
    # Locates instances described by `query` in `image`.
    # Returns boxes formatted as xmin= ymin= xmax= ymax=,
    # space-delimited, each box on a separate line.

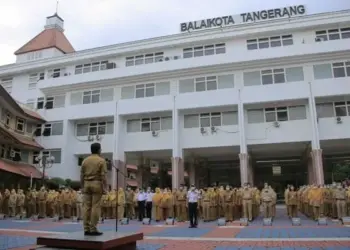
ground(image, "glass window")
xmin=313 ymin=64 xmax=333 ymax=80
xmin=286 ymin=67 xmax=304 ymax=82
xmin=76 ymin=124 xmax=88 ymax=136
xmin=247 ymin=39 xmax=258 ymax=50
xmin=204 ymin=45 xmax=215 ymax=55
xmin=315 ymin=30 xmax=328 ymax=41
xmin=194 ymin=46 xmax=204 ymax=57
xmin=161 ymin=117 xmax=172 ymax=130
xmin=316 ymin=103 xmax=334 ymax=118
xmin=183 ymin=48 xmax=193 ymax=58
xmin=328 ymin=29 xmax=340 ymax=40
xmin=184 ymin=115 xmax=199 ymax=128
xmin=244 ymin=71 xmax=261 ymax=86
xmin=247 ymin=109 xmax=264 ymax=124
xmin=261 ymin=70 xmax=273 ymax=85
xmin=332 ymin=62 xmax=346 ymax=78
xmin=270 ymin=36 xmax=281 ymax=47
xmin=195 ymin=78 xmax=206 ymax=92
xmin=276 ymin=107 xmax=288 ymax=121
xmin=211 ymin=112 xmax=221 ymax=126
xmin=179 ymin=79 xmax=195 ymax=93
xmin=340 ymin=27 xmax=350 ymax=39
xmin=215 ymin=44 xmax=226 ymax=54
xmin=200 ymin=113 xmax=210 ymax=127
xmin=51 ymin=122 xmax=63 ymax=135
xmin=127 ymin=120 xmax=140 ymax=133
xmin=141 ymin=118 xmax=151 ymax=132
xmin=50 ymin=150 xmax=62 ymax=164
xmin=289 ymin=106 xmax=307 ymax=120
xmin=222 ymin=111 xmax=238 ymax=125
xmin=258 ymin=38 xmax=269 ymax=49
xmin=281 ymin=35 xmax=293 ymax=46
xmin=334 ymin=102 xmax=347 ymax=116
xmin=273 ymin=69 xmax=285 ymax=84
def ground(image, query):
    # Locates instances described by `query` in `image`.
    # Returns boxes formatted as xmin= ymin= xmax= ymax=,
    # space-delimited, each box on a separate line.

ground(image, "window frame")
xmin=332 ymin=61 xmax=350 ymax=78
xmin=315 ymin=27 xmax=350 ymax=41
xmin=334 ymin=101 xmax=350 ymax=117
xmin=1 ymin=78 xmax=13 ymax=93
xmin=261 ymin=68 xmax=285 ymax=85
xmin=135 ymin=83 xmax=155 ymax=98
xmin=16 ymin=118 xmax=25 ymax=132
xmin=264 ymin=107 xmax=289 ymax=122
xmin=28 ymin=72 xmax=44 ymax=89
xmin=125 ymin=52 xmax=164 ymax=67
xmin=246 ymin=35 xmax=293 ymax=50
xmin=82 ymin=90 xmax=101 ymax=104
xmin=183 ymin=43 xmax=226 ymax=58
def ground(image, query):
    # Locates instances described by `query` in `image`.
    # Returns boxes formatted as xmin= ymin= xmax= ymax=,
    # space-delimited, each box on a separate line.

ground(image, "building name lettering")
xmin=180 ymin=5 xmax=306 ymax=32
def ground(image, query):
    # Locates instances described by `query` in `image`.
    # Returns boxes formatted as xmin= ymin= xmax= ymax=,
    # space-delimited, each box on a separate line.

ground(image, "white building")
xmin=1 ymin=6 xmax=350 ymax=191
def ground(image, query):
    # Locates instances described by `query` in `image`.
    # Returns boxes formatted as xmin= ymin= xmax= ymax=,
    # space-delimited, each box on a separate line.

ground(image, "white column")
xmin=238 ymin=89 xmax=248 ymax=185
xmin=189 ymin=161 xmax=195 ymax=185
xmin=171 ymin=95 xmax=183 ymax=189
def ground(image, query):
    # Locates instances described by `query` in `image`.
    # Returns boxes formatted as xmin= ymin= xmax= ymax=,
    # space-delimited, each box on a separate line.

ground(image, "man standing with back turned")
xmin=81 ymin=143 xmax=107 ymax=236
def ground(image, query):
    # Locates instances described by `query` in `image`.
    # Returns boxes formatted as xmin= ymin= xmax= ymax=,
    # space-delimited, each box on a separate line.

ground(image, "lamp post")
xmin=36 ymin=155 xmax=55 ymax=186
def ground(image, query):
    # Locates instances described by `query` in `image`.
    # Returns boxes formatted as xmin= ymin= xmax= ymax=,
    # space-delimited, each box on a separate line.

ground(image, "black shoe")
xmin=84 ymin=231 xmax=90 ymax=235
xmin=87 ymin=231 xmax=103 ymax=236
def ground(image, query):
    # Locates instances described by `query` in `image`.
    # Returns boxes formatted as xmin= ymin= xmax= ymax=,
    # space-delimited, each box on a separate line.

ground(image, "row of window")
xmin=247 ymin=35 xmax=293 ymax=50
xmin=1 ymin=78 xmax=13 ymax=93
xmin=315 ymin=27 xmax=350 ymax=42
xmin=183 ymin=44 xmax=225 ymax=59
xmin=316 ymin=102 xmax=350 ymax=118
xmin=36 ymin=95 xmax=65 ymax=109
xmin=75 ymin=61 xmax=109 ymax=74
xmin=35 ymin=121 xmax=64 ymax=137
xmin=184 ymin=112 xmax=237 ymax=128
xmin=179 ymin=75 xmax=234 ymax=93
xmin=314 ymin=61 xmax=350 ymax=80
xmin=28 ymin=72 xmax=45 ymax=90
xmin=76 ymin=121 xmax=114 ymax=136
xmin=127 ymin=117 xmax=172 ymax=133
xmin=70 ymin=88 xmax=114 ymax=105
xmin=244 ymin=67 xmax=304 ymax=86
xmin=247 ymin=106 xmax=307 ymax=124
xmin=126 ymin=52 xmax=164 ymax=67
xmin=121 ymin=82 xmax=170 ymax=99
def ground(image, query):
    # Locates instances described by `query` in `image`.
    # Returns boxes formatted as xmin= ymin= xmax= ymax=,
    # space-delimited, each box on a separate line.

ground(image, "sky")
xmin=0 ymin=0 xmax=349 ymax=66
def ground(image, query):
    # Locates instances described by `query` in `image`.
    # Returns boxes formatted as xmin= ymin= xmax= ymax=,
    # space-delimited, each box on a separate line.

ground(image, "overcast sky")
xmin=0 ymin=0 xmax=349 ymax=66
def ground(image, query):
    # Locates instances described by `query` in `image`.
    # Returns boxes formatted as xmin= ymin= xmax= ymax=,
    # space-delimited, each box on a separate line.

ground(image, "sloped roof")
xmin=0 ymin=85 xmax=45 ymax=122
xmin=0 ymin=126 xmax=43 ymax=149
xmin=14 ymin=28 xmax=75 ymax=55
xmin=0 ymin=159 xmax=43 ymax=179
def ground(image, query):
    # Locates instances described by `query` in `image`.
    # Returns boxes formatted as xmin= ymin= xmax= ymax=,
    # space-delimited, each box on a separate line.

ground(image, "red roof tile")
xmin=126 ymin=164 xmax=137 ymax=171
xmin=126 ymin=179 xmax=138 ymax=187
xmin=14 ymin=28 xmax=74 ymax=55
xmin=0 ymin=159 xmax=43 ymax=179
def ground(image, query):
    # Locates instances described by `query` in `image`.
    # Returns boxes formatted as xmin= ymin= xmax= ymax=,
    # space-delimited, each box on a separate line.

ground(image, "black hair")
xmin=91 ymin=143 xmax=101 ymax=154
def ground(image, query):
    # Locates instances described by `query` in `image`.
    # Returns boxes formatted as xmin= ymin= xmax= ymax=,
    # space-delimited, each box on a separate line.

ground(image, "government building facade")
xmin=1 ymin=6 xmax=350 ymax=194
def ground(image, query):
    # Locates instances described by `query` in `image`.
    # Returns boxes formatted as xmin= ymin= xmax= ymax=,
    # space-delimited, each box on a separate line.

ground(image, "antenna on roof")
xmin=56 ymin=0 xmax=59 ymax=15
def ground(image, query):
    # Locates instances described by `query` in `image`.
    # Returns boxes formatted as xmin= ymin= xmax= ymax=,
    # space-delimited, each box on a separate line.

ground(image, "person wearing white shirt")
xmin=187 ymin=184 xmax=199 ymax=228
xmin=137 ymin=189 xmax=146 ymax=221
xmin=145 ymin=187 xmax=154 ymax=219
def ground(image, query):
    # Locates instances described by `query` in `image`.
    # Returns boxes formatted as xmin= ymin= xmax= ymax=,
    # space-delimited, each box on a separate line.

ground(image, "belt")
xmin=189 ymin=201 xmax=198 ymax=203
xmin=336 ymin=199 xmax=345 ymax=200
xmin=243 ymin=198 xmax=252 ymax=200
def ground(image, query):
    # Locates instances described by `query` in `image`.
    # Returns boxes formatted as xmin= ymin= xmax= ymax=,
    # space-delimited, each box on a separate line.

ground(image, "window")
xmin=44 ymin=95 xmax=65 ymax=109
xmin=195 ymin=76 xmax=217 ymax=91
xmin=76 ymin=121 xmax=114 ymax=136
xmin=42 ymin=121 xmax=63 ymax=136
xmin=75 ymin=61 xmax=108 ymax=74
xmin=126 ymin=117 xmax=172 ymax=133
xmin=33 ymin=151 xmax=40 ymax=164
xmin=48 ymin=68 xmax=65 ymax=78
xmin=27 ymin=51 xmax=42 ymax=61
xmin=28 ymin=73 xmax=45 ymax=89
xmin=288 ymin=106 xmax=307 ymax=120
xmin=135 ymin=84 xmax=155 ymax=98
xmin=16 ymin=118 xmax=25 ymax=132
xmin=315 ymin=27 xmax=350 ymax=42
xmin=332 ymin=62 xmax=350 ymax=78
xmin=246 ymin=35 xmax=293 ymax=50
xmin=11 ymin=148 xmax=21 ymax=162
xmin=26 ymin=99 xmax=35 ymax=109
xmin=261 ymin=69 xmax=285 ymax=85
xmin=34 ymin=124 xmax=42 ymax=136
xmin=1 ymin=78 xmax=13 ymax=93
xmin=184 ymin=112 xmax=238 ymax=128
xmin=316 ymin=103 xmax=334 ymax=118
xmin=83 ymin=90 xmax=100 ymax=104
xmin=37 ymin=97 xmax=45 ymax=109
xmin=5 ymin=112 xmax=11 ymax=126
xmin=125 ymin=52 xmax=164 ymax=67
xmin=25 ymin=123 xmax=34 ymax=134
xmin=42 ymin=149 xmax=62 ymax=164
xmin=334 ymin=102 xmax=350 ymax=117
xmin=264 ymin=107 xmax=288 ymax=122
xmin=183 ymin=43 xmax=226 ymax=58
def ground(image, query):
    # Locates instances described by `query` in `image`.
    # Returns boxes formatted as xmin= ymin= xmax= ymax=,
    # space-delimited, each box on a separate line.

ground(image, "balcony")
xmin=123 ymin=130 xmax=172 ymax=152
xmin=69 ymin=134 xmax=115 ymax=155
xmin=37 ymin=39 xmax=350 ymax=92
xmin=318 ymin=116 xmax=350 ymax=140
xmin=118 ymin=95 xmax=173 ymax=115
xmin=312 ymin=77 xmax=350 ymax=97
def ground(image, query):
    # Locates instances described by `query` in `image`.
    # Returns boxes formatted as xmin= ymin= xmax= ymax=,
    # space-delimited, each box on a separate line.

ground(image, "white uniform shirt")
xmin=146 ymin=192 xmax=154 ymax=202
xmin=187 ymin=190 xmax=199 ymax=203
xmin=137 ymin=192 xmax=146 ymax=201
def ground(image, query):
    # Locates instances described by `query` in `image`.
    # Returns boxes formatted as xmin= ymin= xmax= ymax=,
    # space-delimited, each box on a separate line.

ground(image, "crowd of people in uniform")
xmin=1 ymin=182 xmax=348 ymax=223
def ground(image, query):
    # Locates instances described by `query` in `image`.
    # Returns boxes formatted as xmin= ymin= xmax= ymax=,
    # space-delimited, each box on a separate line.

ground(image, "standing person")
xmin=81 ymin=143 xmax=108 ymax=236
xmin=187 ymin=184 xmax=199 ymax=228
xmin=137 ymin=189 xmax=146 ymax=221
xmin=145 ymin=187 xmax=154 ymax=219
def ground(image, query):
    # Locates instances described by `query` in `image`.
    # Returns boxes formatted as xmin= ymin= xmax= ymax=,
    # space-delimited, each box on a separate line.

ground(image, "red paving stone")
xmin=138 ymin=225 xmax=172 ymax=235
xmin=202 ymin=228 xmax=241 ymax=238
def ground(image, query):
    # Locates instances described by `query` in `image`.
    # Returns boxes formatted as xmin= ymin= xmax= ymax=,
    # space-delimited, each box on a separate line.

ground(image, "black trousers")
xmin=146 ymin=202 xmax=152 ymax=219
xmin=138 ymin=201 xmax=145 ymax=221
xmin=188 ymin=202 xmax=198 ymax=226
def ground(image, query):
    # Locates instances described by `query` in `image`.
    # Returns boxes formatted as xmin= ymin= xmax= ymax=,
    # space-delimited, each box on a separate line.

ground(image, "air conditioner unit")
xmin=164 ymin=57 xmax=170 ymax=61
xmin=10 ymin=150 xmax=16 ymax=158
xmin=173 ymin=56 xmax=180 ymax=60
xmin=87 ymin=135 xmax=94 ymax=141
xmin=96 ymin=134 xmax=101 ymax=141
xmin=158 ymin=59 xmax=163 ymax=62
xmin=151 ymin=130 xmax=158 ymax=137
xmin=336 ymin=116 xmax=342 ymax=124
xmin=106 ymin=62 xmax=116 ymax=69
xmin=200 ymin=127 xmax=206 ymax=134
xmin=211 ymin=126 xmax=217 ymax=133
xmin=273 ymin=121 xmax=280 ymax=128
xmin=315 ymin=37 xmax=324 ymax=42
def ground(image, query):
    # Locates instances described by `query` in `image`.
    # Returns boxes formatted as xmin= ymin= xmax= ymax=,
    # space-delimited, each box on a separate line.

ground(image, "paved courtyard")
xmin=0 ymin=208 xmax=349 ymax=250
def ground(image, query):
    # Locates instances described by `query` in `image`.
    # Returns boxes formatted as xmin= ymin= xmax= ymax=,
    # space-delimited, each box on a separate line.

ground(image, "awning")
xmin=0 ymin=159 xmax=43 ymax=179
xmin=126 ymin=164 xmax=137 ymax=171
xmin=126 ymin=179 xmax=138 ymax=187
xmin=150 ymin=166 xmax=158 ymax=174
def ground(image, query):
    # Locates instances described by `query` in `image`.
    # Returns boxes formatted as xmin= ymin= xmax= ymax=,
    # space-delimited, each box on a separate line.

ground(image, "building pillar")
xmin=189 ymin=162 xmax=195 ymax=185
xmin=171 ymin=157 xmax=184 ymax=189
xmin=239 ymin=153 xmax=249 ymax=186
xmin=248 ymin=158 xmax=254 ymax=185
xmin=136 ymin=169 xmax=143 ymax=188
xmin=113 ymin=160 xmax=126 ymax=189
xmin=307 ymin=157 xmax=315 ymax=184
xmin=310 ymin=149 xmax=324 ymax=185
